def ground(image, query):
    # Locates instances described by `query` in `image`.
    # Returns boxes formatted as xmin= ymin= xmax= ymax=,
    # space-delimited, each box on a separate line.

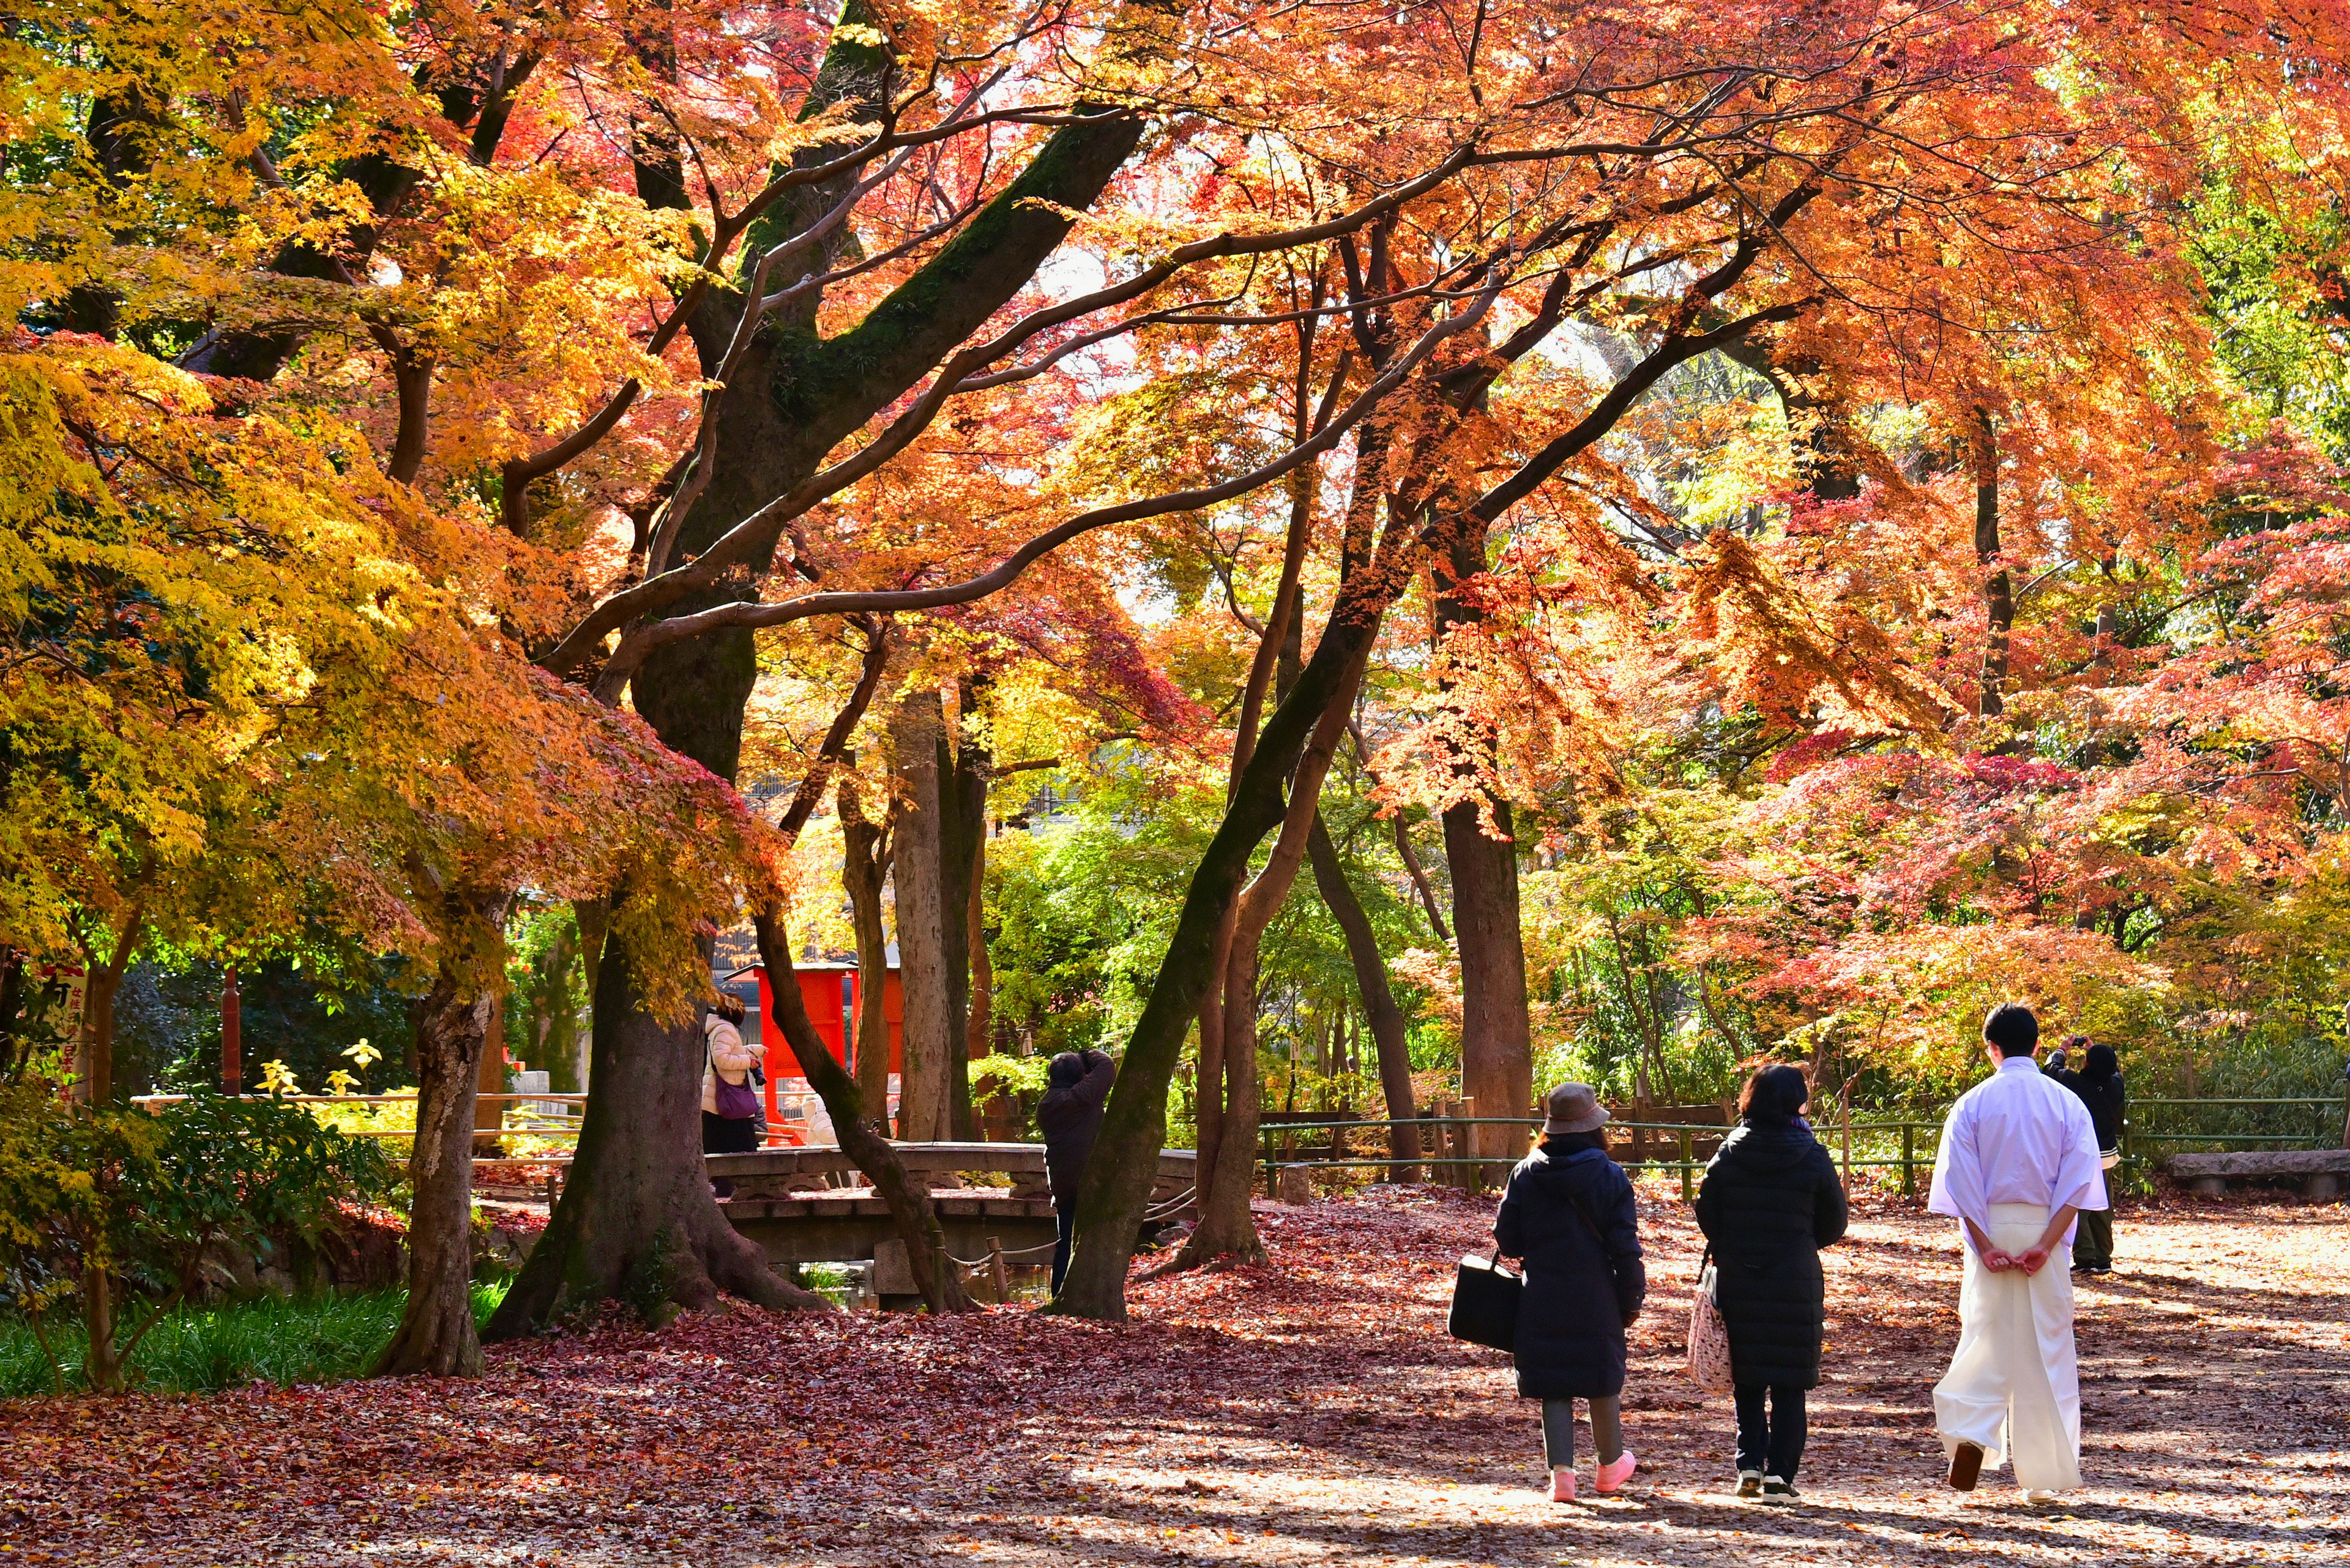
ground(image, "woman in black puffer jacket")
xmin=1495 ymin=1082 xmax=1646 ymax=1503
xmin=1693 ymin=1065 xmax=1848 ymax=1504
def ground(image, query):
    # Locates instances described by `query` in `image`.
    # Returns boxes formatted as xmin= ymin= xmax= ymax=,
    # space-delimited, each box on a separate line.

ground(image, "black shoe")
xmin=1949 ymin=1443 xmax=1985 ymax=1491
xmin=1761 ymin=1477 xmax=1799 ymax=1504
xmin=1734 ymin=1471 xmax=1762 ymax=1499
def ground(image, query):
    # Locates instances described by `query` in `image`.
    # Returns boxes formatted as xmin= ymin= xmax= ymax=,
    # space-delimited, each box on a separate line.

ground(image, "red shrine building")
xmin=717 ymin=960 xmax=903 ymax=1141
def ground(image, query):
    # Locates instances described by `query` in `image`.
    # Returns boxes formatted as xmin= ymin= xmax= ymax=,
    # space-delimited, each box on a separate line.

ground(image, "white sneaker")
xmin=2023 ymin=1488 xmax=2061 ymax=1504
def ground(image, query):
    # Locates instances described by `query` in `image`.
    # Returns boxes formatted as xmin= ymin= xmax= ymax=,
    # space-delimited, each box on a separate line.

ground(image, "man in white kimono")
xmin=1928 ymin=1002 xmax=2107 ymax=1501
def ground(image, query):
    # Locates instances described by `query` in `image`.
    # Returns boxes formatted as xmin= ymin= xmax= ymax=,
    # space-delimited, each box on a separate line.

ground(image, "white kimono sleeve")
xmin=2050 ymin=1093 xmax=2108 ymax=1217
xmin=1927 ymin=1095 xmax=1990 ymax=1248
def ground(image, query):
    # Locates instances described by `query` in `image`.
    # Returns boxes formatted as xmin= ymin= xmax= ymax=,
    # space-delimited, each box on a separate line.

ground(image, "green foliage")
xmin=2190 ymin=180 xmax=2350 ymax=460
xmin=986 ymin=777 xmax=1220 ymax=1058
xmin=0 ymin=1083 xmax=394 ymax=1390
xmin=121 ymin=954 xmax=419 ymax=1102
xmin=970 ymin=1051 xmax=1052 ymax=1099
xmin=0 ymin=1284 xmax=509 ymax=1397
xmin=985 ymin=772 xmax=1439 ymax=1125
xmin=504 ymin=902 xmax=589 ymax=1092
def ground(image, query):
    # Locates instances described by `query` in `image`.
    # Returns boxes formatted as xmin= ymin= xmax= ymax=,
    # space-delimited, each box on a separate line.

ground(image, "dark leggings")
xmin=1540 ymin=1397 xmax=1623 ymax=1469
xmin=1734 ymin=1385 xmax=1807 ymax=1481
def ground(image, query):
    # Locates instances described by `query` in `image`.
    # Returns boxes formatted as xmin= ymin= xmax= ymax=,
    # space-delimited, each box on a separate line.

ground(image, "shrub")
xmin=0 ymin=1081 xmax=394 ymax=1391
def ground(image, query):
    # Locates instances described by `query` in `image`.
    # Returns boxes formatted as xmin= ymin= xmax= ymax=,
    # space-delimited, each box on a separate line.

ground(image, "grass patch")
xmin=0 ymin=1283 xmax=509 ymax=1397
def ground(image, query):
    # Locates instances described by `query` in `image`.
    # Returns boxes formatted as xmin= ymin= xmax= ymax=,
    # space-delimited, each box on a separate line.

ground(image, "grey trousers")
xmin=1541 ymin=1396 xmax=1624 ymax=1469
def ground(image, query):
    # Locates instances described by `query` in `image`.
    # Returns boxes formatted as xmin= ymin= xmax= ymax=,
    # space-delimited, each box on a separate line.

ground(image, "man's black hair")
xmin=1982 ymin=1002 xmax=2040 ymax=1056
xmin=1046 ymin=1051 xmax=1085 ymax=1089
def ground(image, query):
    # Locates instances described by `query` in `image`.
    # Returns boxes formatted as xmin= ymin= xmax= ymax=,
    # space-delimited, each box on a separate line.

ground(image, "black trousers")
xmin=1051 ymin=1195 xmax=1078 ymax=1294
xmin=1734 ymin=1384 xmax=1807 ymax=1482
xmin=703 ymin=1110 xmax=757 ymax=1197
xmin=2074 ymin=1207 xmax=2114 ymax=1271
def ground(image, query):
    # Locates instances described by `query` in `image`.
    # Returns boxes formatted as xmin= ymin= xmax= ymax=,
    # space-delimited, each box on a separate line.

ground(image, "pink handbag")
xmin=1686 ymin=1245 xmax=1734 ymax=1392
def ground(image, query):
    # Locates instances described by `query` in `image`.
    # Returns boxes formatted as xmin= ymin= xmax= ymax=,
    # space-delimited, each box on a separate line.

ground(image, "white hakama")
xmin=1931 ymin=1202 xmax=2082 ymax=1492
xmin=1926 ymin=1056 xmax=2105 ymax=1494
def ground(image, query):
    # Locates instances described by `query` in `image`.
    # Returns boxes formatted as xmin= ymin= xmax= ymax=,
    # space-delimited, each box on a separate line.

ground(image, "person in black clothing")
xmin=1693 ymin=1064 xmax=1849 ymax=1504
xmin=1494 ymin=1082 xmax=1646 ymax=1503
xmin=2062 ymin=1039 xmax=2125 ymax=1274
xmin=1038 ymin=1048 xmax=1116 ymax=1293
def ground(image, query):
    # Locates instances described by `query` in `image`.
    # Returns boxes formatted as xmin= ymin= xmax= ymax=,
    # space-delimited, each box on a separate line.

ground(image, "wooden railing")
xmin=1261 ymin=1092 xmax=2350 ymax=1199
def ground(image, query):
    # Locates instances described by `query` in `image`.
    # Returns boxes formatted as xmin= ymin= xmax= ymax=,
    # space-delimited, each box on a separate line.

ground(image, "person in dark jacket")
xmin=2063 ymin=1040 xmax=2125 ymax=1274
xmin=1494 ymin=1082 xmax=1646 ymax=1503
xmin=1693 ymin=1064 xmax=1848 ymax=1503
xmin=1038 ymin=1048 xmax=1116 ymax=1293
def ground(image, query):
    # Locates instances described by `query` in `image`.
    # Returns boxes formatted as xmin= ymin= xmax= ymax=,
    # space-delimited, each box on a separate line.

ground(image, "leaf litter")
xmin=2 ymin=1185 xmax=2344 ymax=1566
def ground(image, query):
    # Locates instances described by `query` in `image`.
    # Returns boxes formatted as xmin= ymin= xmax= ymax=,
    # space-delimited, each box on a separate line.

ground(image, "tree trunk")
xmin=1390 ymin=812 xmax=1450 ymax=944
xmin=1434 ymin=517 xmax=1534 ymax=1184
xmin=839 ymin=773 xmax=895 ymax=1129
xmin=544 ymin=13 xmax=1152 ymax=1319
xmin=941 ymin=678 xmax=991 ymax=1140
xmin=891 ymin=689 xmax=951 ymax=1143
xmin=1307 ymin=815 xmax=1420 ymax=1176
xmin=484 ymin=924 xmax=832 ymax=1339
xmin=1974 ymin=408 xmax=2010 ymax=719
xmin=2094 ymin=559 xmax=2119 ymax=684
xmin=1176 ymin=936 xmax=1269 ymax=1264
xmin=0 ymin=950 xmax=23 ymax=1078
xmin=750 ymin=909 xmax=973 ymax=1312
xmin=72 ymin=905 xmax=143 ymax=1107
xmin=1191 ymin=908 xmax=1233 ymax=1208
xmin=1103 ymin=631 xmax=1371 ymax=1282
xmin=83 ymin=1258 xmax=124 ymax=1392
xmin=966 ymin=829 xmax=993 ymax=1094
xmin=375 ymin=921 xmax=507 ymax=1377
xmin=1444 ymin=796 xmax=1533 ymax=1182
xmin=1048 ymin=496 xmax=1414 ymax=1319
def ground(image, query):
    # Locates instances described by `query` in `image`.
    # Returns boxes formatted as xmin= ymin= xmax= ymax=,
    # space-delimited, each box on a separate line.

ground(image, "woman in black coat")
xmin=1693 ymin=1064 xmax=1848 ymax=1503
xmin=1494 ymin=1082 xmax=1646 ymax=1503
xmin=2063 ymin=1040 xmax=2125 ymax=1273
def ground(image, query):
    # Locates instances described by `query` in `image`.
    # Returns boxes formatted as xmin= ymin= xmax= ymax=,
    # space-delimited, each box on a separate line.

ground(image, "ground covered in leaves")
xmin=4 ymin=1185 xmax=2344 ymax=1567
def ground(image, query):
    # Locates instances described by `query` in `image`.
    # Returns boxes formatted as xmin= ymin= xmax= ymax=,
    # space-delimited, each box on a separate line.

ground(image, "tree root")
xmin=1136 ymin=1233 xmax=1270 ymax=1280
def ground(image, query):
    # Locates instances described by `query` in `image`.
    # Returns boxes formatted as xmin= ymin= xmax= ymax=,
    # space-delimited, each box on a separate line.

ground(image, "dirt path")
xmin=4 ymin=1189 xmax=2344 ymax=1566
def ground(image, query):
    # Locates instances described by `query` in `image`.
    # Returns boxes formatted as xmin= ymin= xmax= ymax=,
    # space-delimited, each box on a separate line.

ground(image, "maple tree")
xmin=12 ymin=0 xmax=2350 ymax=1359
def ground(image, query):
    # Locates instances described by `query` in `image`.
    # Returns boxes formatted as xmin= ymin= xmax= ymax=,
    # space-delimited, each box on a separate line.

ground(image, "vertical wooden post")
xmin=984 ymin=1236 xmax=1009 ymax=1304
xmin=220 ymin=965 xmax=241 ymax=1095
xmin=1678 ymin=1127 xmax=1693 ymax=1203
xmin=1840 ymin=1091 xmax=1852 ymax=1179
xmin=1456 ymin=1097 xmax=1479 ymax=1193
xmin=1901 ymin=1122 xmax=1916 ymax=1197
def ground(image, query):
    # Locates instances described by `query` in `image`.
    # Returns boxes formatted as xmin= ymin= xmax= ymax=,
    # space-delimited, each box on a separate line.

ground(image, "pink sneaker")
xmin=1549 ymin=1467 xmax=1576 ymax=1503
xmin=1594 ymin=1449 xmax=1637 ymax=1495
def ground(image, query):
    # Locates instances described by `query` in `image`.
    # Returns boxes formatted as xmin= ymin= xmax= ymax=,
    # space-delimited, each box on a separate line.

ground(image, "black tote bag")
xmin=1447 ymin=1251 xmax=1521 ymax=1352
